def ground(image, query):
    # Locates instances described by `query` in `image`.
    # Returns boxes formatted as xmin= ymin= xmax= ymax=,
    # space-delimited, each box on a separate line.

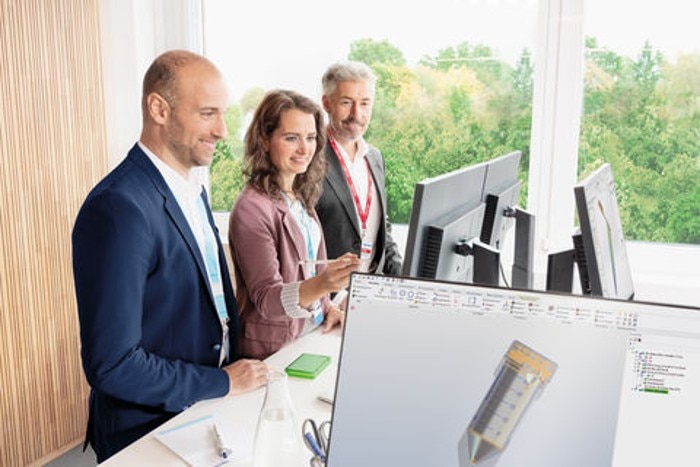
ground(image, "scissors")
xmin=302 ymin=418 xmax=331 ymax=466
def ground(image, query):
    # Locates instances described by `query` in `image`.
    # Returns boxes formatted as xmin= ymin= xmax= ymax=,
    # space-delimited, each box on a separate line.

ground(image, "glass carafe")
xmin=252 ymin=370 xmax=306 ymax=467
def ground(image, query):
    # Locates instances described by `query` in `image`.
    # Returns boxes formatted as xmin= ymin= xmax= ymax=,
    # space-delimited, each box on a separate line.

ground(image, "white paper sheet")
xmin=155 ymin=414 xmax=240 ymax=467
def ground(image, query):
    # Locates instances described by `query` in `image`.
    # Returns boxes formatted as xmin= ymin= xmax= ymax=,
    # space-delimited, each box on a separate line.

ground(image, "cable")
xmin=499 ymin=259 xmax=511 ymax=289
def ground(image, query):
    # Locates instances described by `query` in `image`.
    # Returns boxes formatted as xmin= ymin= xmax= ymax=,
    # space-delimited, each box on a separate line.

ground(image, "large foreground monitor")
xmin=327 ymin=274 xmax=700 ymax=466
xmin=574 ymin=163 xmax=634 ymax=300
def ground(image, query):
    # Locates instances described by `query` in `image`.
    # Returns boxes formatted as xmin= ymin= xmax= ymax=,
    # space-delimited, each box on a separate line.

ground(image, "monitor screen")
xmin=574 ymin=163 xmax=634 ymax=300
xmin=327 ymin=273 xmax=700 ymax=467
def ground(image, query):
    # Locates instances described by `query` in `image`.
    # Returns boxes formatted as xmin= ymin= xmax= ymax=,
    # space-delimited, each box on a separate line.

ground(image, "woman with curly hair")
xmin=229 ymin=90 xmax=360 ymax=360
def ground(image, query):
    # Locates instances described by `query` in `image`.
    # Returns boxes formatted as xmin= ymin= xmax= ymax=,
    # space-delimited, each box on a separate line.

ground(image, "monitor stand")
xmin=511 ymin=207 xmax=535 ymax=289
xmin=473 ymin=242 xmax=500 ymax=286
xmin=546 ymin=231 xmax=591 ymax=295
xmin=546 ymin=248 xmax=576 ymax=292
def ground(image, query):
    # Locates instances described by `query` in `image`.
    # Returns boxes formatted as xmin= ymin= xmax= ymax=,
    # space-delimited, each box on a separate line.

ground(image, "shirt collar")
xmin=138 ymin=141 xmax=202 ymax=202
xmin=328 ymin=128 xmax=369 ymax=165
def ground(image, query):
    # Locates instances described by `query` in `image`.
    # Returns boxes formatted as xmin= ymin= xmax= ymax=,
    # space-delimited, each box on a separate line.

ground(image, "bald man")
xmin=72 ymin=50 xmax=267 ymax=461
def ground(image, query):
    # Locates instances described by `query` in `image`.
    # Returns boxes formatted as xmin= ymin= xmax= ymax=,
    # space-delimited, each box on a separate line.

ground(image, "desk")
xmin=99 ymin=329 xmax=341 ymax=466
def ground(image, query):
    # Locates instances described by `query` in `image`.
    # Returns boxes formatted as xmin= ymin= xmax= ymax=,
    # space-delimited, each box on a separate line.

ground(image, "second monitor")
xmin=402 ymin=150 xmax=533 ymax=288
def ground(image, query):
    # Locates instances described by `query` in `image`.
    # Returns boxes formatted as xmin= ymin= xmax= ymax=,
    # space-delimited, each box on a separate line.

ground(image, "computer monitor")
xmin=401 ymin=161 xmax=495 ymax=284
xmin=480 ymin=150 xmax=534 ymax=289
xmin=327 ymin=273 xmax=700 ymax=467
xmin=417 ymin=203 xmax=488 ymax=284
xmin=403 ymin=151 xmax=533 ymax=288
xmin=574 ymin=163 xmax=634 ymax=300
xmin=480 ymin=150 xmax=521 ymax=250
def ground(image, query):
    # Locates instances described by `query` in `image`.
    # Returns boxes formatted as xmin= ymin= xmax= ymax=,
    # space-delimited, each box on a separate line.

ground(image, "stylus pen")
xmin=298 ymin=259 xmax=336 ymax=266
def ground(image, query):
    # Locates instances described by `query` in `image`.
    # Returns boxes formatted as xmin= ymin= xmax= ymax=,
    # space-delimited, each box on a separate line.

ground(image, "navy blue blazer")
xmin=72 ymin=144 xmax=239 ymax=461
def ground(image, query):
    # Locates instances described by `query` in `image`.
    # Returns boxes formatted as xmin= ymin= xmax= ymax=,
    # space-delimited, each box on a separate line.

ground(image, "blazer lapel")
xmin=325 ymin=145 xmax=362 ymax=237
xmin=129 ymin=146 xmax=211 ymax=296
xmin=365 ymin=148 xmax=388 ymax=218
xmin=164 ymin=196 xmax=210 ymax=285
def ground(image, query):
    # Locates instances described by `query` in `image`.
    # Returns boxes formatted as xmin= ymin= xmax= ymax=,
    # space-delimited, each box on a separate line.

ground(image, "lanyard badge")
xmin=360 ymin=237 xmax=374 ymax=261
xmin=328 ymin=134 xmax=373 ymax=232
xmin=328 ymin=133 xmax=375 ymax=267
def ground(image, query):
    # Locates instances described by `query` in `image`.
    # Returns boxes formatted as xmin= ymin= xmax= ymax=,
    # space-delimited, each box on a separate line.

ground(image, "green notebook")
xmin=284 ymin=353 xmax=331 ymax=379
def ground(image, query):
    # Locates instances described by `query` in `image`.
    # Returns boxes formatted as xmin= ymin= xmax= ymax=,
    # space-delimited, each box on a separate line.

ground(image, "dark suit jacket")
xmin=72 ymin=144 xmax=237 ymax=461
xmin=316 ymin=143 xmax=403 ymax=275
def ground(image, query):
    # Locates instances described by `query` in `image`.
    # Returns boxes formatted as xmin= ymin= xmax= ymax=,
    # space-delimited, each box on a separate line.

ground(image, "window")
xmin=203 ymin=0 xmax=540 ymax=222
xmin=200 ymin=0 xmax=699 ymax=299
xmin=581 ymin=0 xmax=700 ymax=244
xmin=95 ymin=0 xmax=699 ymax=304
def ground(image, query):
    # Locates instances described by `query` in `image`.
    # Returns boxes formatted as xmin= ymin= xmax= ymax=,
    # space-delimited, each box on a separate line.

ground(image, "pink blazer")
xmin=228 ymin=185 xmax=331 ymax=359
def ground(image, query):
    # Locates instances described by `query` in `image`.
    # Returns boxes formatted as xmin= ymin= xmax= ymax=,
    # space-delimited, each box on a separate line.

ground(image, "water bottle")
xmin=252 ymin=370 xmax=306 ymax=467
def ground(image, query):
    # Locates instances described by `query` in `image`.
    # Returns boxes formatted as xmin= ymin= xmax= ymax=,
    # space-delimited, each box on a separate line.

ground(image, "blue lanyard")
xmin=301 ymin=211 xmax=316 ymax=265
xmin=283 ymin=194 xmax=316 ymax=276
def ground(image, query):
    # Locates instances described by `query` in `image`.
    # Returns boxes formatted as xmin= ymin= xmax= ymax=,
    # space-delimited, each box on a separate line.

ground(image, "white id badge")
xmin=360 ymin=238 xmax=374 ymax=271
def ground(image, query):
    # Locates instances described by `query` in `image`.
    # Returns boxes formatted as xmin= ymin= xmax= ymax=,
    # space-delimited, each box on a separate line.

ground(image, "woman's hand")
xmin=299 ymin=253 xmax=360 ymax=308
xmin=317 ymin=253 xmax=361 ymax=293
xmin=323 ymin=306 xmax=345 ymax=332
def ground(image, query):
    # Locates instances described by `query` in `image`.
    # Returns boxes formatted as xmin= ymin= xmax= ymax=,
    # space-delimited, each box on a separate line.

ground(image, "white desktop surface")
xmin=99 ymin=329 xmax=340 ymax=466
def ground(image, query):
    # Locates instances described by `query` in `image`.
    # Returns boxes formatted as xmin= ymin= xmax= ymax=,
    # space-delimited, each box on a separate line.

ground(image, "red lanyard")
xmin=328 ymin=133 xmax=373 ymax=230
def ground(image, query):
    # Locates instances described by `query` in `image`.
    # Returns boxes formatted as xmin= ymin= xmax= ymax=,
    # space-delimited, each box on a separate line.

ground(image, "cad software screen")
xmin=327 ymin=274 xmax=700 ymax=467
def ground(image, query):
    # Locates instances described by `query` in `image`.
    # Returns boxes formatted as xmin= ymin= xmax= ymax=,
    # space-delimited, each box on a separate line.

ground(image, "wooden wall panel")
xmin=0 ymin=0 xmax=107 ymax=464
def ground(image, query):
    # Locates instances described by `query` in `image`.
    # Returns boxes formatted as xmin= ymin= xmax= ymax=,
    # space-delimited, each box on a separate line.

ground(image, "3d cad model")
xmin=459 ymin=340 xmax=557 ymax=466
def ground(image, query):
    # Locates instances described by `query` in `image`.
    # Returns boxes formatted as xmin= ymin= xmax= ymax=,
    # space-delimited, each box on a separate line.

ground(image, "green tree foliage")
xmin=349 ymin=38 xmax=406 ymax=66
xmin=210 ymin=140 xmax=245 ymax=211
xmin=210 ymin=104 xmax=246 ymax=212
xmin=209 ymin=90 xmax=265 ymax=212
xmin=370 ymin=43 xmax=532 ymax=223
xmin=581 ymin=39 xmax=700 ymax=243
xmin=421 ymin=41 xmax=511 ymax=91
xmin=209 ymin=37 xmax=699 ymax=244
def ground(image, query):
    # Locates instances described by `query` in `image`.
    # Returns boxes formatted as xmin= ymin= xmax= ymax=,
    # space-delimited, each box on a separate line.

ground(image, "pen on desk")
xmin=213 ymin=423 xmax=232 ymax=460
xmin=317 ymin=395 xmax=334 ymax=405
